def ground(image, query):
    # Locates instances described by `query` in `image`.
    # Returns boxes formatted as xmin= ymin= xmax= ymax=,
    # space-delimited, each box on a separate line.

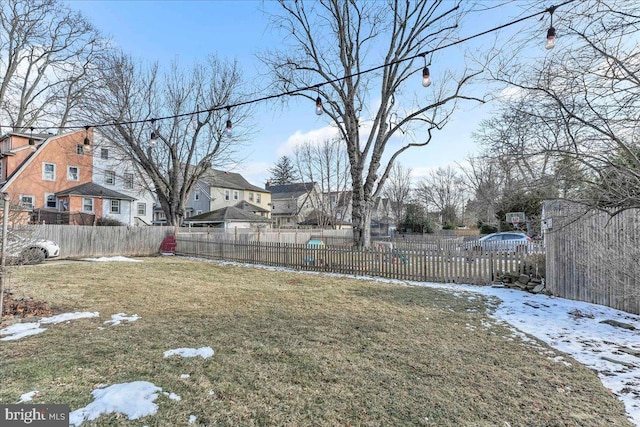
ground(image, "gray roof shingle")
xmin=55 ymin=182 xmax=135 ymax=200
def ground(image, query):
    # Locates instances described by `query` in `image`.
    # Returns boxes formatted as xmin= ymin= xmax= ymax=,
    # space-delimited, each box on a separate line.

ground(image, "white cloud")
xmin=277 ymin=126 xmax=340 ymax=157
xmin=499 ymin=86 xmax=523 ymax=101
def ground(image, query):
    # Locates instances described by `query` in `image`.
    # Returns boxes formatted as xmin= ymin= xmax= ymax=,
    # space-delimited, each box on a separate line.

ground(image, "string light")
xmin=28 ymin=127 xmax=35 ymax=146
xmin=546 ymin=5 xmax=557 ymax=50
xmin=149 ymin=119 xmax=157 ymax=147
xmin=83 ymin=126 xmax=91 ymax=146
xmin=225 ymin=107 xmax=232 ymax=137
xmin=315 ymin=87 xmax=324 ymax=115
xmin=0 ymin=0 xmax=575 ymax=134
xmin=422 ymin=55 xmax=432 ymax=88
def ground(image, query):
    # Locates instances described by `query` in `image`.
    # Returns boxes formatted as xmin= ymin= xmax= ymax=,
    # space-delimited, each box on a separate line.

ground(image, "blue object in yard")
xmin=392 ymin=247 xmax=408 ymax=265
xmin=307 ymin=239 xmax=325 ymax=248
xmin=304 ymin=239 xmax=325 ymax=264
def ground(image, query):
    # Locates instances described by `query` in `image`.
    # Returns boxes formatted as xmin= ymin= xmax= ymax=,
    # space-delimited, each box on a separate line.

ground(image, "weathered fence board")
xmin=175 ymin=236 xmax=536 ymax=286
xmin=544 ymin=203 xmax=640 ymax=315
xmin=13 ymin=225 xmax=174 ymax=258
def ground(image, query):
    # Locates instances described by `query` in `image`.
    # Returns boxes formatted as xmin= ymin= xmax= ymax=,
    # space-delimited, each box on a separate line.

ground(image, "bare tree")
xmin=0 ymin=0 xmax=108 ymax=131
xmin=414 ymin=166 xmax=466 ymax=227
xmin=263 ymin=0 xmax=485 ymax=246
xmin=294 ymin=137 xmax=351 ymax=227
xmin=382 ymin=162 xmax=412 ymax=228
xmin=86 ymin=54 xmax=252 ymax=226
xmin=488 ymin=0 xmax=640 ymax=215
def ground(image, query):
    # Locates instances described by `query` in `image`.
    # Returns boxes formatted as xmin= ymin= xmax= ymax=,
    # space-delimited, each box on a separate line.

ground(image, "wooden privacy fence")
xmin=176 ymin=236 xmax=539 ymax=285
xmin=15 ymin=225 xmax=175 ymax=258
xmin=544 ymin=203 xmax=640 ymax=314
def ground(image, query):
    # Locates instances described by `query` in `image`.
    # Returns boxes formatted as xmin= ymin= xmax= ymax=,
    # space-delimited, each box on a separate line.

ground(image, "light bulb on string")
xmin=545 ymin=6 xmax=556 ymax=50
xmin=225 ymin=107 xmax=232 ymax=137
xmin=421 ymin=55 xmax=431 ymax=87
xmin=83 ymin=126 xmax=91 ymax=146
xmin=546 ymin=27 xmax=556 ymax=50
xmin=315 ymin=86 xmax=323 ymax=115
xmin=149 ymin=119 xmax=157 ymax=148
xmin=28 ymin=127 xmax=35 ymax=146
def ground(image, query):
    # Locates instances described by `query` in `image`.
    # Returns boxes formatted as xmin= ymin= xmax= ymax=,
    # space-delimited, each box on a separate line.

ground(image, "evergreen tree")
xmin=268 ymin=156 xmax=300 ymax=185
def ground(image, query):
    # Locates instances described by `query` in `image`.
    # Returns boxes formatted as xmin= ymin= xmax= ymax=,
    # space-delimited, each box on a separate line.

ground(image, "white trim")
xmin=44 ymin=192 xmax=57 ymax=209
xmin=67 ymin=165 xmax=79 ymax=181
xmin=42 ymin=162 xmax=56 ymax=181
xmin=82 ymin=197 xmax=94 ymax=213
xmin=19 ymin=194 xmax=34 ymax=210
xmin=110 ymin=199 xmax=121 ymax=214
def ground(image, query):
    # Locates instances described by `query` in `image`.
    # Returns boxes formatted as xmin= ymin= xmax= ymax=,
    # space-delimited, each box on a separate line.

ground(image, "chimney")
xmin=265 ymin=180 xmax=272 ymax=189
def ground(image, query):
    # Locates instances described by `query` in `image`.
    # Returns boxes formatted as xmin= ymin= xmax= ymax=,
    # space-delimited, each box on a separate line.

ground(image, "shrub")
xmin=480 ymin=224 xmax=498 ymax=234
xmin=96 ymin=217 xmax=127 ymax=226
xmin=523 ymin=253 xmax=545 ymax=279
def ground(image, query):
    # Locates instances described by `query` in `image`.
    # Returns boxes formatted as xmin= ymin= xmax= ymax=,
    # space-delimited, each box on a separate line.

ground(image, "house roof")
xmin=56 ymin=182 xmax=135 ymax=201
xmin=184 ymin=206 xmax=272 ymax=224
xmin=234 ymin=200 xmax=270 ymax=213
xmin=267 ymin=182 xmax=316 ymax=200
xmin=201 ymin=169 xmax=266 ymax=193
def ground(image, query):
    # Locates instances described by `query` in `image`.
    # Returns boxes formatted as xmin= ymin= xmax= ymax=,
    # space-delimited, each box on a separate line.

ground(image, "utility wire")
xmin=1 ymin=1 xmax=574 ymax=132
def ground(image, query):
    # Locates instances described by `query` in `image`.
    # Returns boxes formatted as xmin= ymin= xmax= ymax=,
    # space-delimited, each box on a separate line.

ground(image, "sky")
xmin=64 ymin=0 xmax=547 ymax=187
xmin=2 ymin=256 xmax=639 ymax=425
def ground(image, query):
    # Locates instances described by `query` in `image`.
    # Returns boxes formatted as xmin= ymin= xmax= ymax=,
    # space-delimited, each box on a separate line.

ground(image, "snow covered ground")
xmin=0 ymin=312 xmax=99 ymax=341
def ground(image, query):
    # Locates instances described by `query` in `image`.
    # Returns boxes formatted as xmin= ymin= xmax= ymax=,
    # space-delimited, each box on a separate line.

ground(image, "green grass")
xmin=0 ymin=257 xmax=632 ymax=426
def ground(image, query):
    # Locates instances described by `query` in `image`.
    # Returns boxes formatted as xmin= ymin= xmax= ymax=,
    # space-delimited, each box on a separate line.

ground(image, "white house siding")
xmin=92 ymin=133 xmax=156 ymax=225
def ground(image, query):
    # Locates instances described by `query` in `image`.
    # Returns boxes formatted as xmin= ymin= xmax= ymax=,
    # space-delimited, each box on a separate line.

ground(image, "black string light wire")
xmin=0 ymin=2 xmax=573 ymax=135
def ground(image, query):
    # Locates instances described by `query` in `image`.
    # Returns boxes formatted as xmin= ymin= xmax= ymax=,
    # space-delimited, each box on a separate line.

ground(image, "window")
xmin=83 ymin=198 xmax=93 ymax=212
xmin=194 ymin=190 xmax=200 ymax=201
xmin=20 ymin=195 xmax=34 ymax=210
xmin=43 ymin=163 xmax=56 ymax=181
xmin=67 ymin=166 xmax=79 ymax=181
xmin=110 ymin=200 xmax=120 ymax=214
xmin=233 ymin=190 xmax=239 ymax=200
xmin=137 ymin=203 xmax=146 ymax=216
xmin=249 ymin=192 xmax=254 ymax=202
xmin=256 ymin=194 xmax=261 ymax=204
xmin=225 ymin=190 xmax=230 ymax=201
xmin=124 ymin=173 xmax=134 ymax=189
xmin=76 ymin=144 xmax=85 ymax=155
xmin=100 ymin=148 xmax=109 ymax=159
xmin=196 ymin=210 xmax=202 ymax=215
xmin=45 ymin=193 xmax=57 ymax=209
xmin=105 ymin=170 xmax=115 ymax=185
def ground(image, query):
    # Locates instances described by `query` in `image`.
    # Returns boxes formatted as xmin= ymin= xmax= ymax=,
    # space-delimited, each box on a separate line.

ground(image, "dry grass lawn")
xmin=0 ymin=257 xmax=632 ymax=426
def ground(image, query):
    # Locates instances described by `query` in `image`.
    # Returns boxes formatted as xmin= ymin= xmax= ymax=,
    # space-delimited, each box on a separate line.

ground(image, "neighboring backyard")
xmin=0 ymin=257 xmax=633 ymax=426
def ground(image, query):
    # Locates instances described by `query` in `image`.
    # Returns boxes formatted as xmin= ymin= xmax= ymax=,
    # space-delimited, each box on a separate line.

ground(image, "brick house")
xmin=0 ymin=130 xmax=134 ymax=225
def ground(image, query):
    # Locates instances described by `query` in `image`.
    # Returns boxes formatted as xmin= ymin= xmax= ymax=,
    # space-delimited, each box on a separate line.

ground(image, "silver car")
xmin=4 ymin=231 xmax=60 ymax=264
xmin=471 ymin=232 xmax=532 ymax=252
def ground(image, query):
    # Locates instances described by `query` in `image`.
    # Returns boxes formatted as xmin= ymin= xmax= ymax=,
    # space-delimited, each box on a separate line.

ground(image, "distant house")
xmin=0 ymin=130 xmax=95 ymax=224
xmin=185 ymin=169 xmax=271 ymax=220
xmin=92 ymin=133 xmax=156 ymax=225
xmin=267 ymin=182 xmax=320 ymax=227
xmin=183 ymin=205 xmax=273 ymax=228
xmin=55 ymin=182 xmax=136 ymax=225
